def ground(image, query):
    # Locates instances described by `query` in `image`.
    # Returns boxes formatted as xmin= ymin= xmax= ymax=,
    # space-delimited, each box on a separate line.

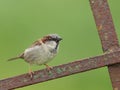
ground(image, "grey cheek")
xmin=50 ymin=49 xmax=57 ymax=54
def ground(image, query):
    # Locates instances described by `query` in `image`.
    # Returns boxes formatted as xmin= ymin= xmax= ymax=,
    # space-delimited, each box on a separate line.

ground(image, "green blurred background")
xmin=0 ymin=0 xmax=120 ymax=90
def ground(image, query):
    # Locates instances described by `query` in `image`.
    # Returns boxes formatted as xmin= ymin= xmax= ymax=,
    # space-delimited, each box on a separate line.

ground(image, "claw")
xmin=28 ymin=64 xmax=34 ymax=78
xmin=44 ymin=64 xmax=53 ymax=71
xmin=28 ymin=69 xmax=34 ymax=78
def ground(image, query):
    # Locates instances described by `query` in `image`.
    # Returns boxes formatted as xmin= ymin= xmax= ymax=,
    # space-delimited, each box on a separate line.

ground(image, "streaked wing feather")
xmin=30 ymin=39 xmax=42 ymax=47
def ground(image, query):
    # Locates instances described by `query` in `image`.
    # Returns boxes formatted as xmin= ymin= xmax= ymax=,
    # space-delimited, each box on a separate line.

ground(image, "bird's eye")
xmin=46 ymin=36 xmax=51 ymax=39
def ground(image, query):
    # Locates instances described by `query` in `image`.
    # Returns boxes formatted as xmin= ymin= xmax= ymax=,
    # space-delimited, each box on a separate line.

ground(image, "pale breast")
xmin=23 ymin=44 xmax=57 ymax=65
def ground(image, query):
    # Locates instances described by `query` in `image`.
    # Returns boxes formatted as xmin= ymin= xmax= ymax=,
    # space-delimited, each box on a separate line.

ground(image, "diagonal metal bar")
xmin=89 ymin=0 xmax=120 ymax=90
xmin=89 ymin=0 xmax=119 ymax=52
xmin=1 ymin=50 xmax=120 ymax=90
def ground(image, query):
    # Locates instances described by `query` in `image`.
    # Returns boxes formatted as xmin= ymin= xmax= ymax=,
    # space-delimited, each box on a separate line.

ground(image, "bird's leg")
xmin=28 ymin=64 xmax=34 ymax=78
xmin=44 ymin=64 xmax=53 ymax=71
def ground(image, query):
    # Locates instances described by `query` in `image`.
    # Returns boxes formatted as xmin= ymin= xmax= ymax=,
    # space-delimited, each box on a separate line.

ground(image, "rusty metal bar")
xmin=1 ymin=50 xmax=120 ymax=90
xmin=89 ymin=0 xmax=120 ymax=89
xmin=89 ymin=0 xmax=119 ymax=52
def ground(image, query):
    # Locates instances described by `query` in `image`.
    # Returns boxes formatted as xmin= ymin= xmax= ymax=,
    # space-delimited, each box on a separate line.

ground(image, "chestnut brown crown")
xmin=42 ymin=34 xmax=62 ymax=43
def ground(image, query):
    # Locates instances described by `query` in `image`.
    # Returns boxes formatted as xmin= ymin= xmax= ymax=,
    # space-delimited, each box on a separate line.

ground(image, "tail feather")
xmin=8 ymin=57 xmax=20 ymax=61
xmin=8 ymin=53 xmax=24 ymax=61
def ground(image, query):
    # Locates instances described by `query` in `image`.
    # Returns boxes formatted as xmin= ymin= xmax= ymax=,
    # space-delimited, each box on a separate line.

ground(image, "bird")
xmin=8 ymin=34 xmax=62 ymax=78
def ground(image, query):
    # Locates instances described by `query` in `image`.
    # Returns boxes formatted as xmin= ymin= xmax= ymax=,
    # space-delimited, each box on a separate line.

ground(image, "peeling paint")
xmin=56 ymin=68 xmax=63 ymax=74
xmin=48 ymin=71 xmax=54 ymax=77
xmin=23 ymin=78 xmax=28 ymax=82
xmin=33 ymin=74 xmax=40 ymax=79
xmin=61 ymin=67 xmax=66 ymax=72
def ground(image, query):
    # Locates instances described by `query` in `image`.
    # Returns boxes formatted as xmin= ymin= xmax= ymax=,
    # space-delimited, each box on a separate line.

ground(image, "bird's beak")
xmin=59 ymin=38 xmax=62 ymax=41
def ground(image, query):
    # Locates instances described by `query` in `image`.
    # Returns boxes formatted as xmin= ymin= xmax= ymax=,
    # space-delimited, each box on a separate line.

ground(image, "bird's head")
xmin=42 ymin=34 xmax=62 ymax=43
xmin=41 ymin=34 xmax=62 ymax=50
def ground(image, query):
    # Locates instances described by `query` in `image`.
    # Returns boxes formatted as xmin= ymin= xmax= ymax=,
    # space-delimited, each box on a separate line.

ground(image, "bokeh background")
xmin=0 ymin=0 xmax=120 ymax=90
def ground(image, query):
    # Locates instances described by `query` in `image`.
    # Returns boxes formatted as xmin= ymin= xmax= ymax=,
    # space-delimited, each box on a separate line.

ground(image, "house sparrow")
xmin=8 ymin=34 xmax=62 ymax=78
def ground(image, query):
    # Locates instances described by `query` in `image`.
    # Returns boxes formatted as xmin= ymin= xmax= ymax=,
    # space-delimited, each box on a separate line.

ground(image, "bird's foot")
xmin=28 ymin=70 xmax=34 ymax=78
xmin=44 ymin=64 xmax=53 ymax=71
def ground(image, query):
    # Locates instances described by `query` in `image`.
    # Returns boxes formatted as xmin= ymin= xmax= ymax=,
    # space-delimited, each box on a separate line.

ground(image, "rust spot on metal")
xmin=56 ymin=68 xmax=63 ymax=74
xmin=98 ymin=24 xmax=103 ymax=31
xmin=114 ymin=87 xmax=118 ymax=90
xmin=91 ymin=1 xmax=94 ymax=4
xmin=48 ymin=71 xmax=54 ymax=77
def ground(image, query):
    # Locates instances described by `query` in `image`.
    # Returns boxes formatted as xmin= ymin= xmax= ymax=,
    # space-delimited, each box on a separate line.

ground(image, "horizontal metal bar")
xmin=1 ymin=50 xmax=120 ymax=90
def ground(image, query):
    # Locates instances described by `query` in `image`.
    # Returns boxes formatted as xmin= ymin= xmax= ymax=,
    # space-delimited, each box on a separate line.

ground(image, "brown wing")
xmin=30 ymin=35 xmax=51 ymax=48
xmin=30 ymin=39 xmax=42 ymax=47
